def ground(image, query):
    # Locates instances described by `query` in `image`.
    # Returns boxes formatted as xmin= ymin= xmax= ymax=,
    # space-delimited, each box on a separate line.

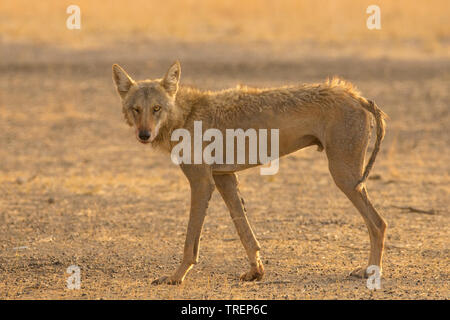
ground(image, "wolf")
xmin=112 ymin=61 xmax=388 ymax=285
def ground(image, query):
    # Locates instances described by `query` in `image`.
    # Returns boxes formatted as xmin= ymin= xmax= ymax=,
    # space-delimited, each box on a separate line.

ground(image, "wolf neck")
xmin=174 ymin=85 xmax=201 ymax=122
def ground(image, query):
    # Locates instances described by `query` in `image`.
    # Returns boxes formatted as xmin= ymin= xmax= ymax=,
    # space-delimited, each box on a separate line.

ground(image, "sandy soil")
xmin=0 ymin=41 xmax=448 ymax=299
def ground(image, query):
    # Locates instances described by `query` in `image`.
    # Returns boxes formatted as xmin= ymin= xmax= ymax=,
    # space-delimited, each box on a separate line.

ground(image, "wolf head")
xmin=112 ymin=61 xmax=181 ymax=144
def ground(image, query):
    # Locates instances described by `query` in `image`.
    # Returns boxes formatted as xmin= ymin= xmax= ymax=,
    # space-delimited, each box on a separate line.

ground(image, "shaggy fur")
xmin=112 ymin=61 xmax=388 ymax=285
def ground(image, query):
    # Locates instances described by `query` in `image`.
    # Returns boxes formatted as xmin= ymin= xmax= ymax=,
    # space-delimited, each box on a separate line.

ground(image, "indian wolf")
xmin=112 ymin=61 xmax=388 ymax=285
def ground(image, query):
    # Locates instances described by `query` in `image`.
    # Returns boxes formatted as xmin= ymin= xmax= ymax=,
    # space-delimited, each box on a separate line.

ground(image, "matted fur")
xmin=112 ymin=61 xmax=388 ymax=285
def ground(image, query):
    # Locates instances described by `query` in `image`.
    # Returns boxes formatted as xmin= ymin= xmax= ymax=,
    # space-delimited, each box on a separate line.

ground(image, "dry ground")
xmin=0 ymin=41 xmax=448 ymax=299
xmin=0 ymin=0 xmax=449 ymax=300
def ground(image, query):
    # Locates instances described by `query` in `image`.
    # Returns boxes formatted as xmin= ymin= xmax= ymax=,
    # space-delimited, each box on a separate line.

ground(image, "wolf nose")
xmin=139 ymin=130 xmax=151 ymax=141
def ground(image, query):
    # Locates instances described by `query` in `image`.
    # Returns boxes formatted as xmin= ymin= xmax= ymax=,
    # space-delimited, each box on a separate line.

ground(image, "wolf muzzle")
xmin=138 ymin=130 xmax=151 ymax=142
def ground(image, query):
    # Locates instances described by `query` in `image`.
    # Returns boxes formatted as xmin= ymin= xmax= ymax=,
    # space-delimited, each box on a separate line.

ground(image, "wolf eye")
xmin=153 ymin=105 xmax=161 ymax=112
xmin=132 ymin=107 xmax=140 ymax=114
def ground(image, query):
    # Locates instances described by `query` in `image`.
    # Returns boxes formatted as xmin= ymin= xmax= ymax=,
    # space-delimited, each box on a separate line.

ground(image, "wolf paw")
xmin=349 ymin=266 xmax=368 ymax=278
xmin=240 ymin=261 xmax=265 ymax=281
xmin=151 ymin=275 xmax=183 ymax=285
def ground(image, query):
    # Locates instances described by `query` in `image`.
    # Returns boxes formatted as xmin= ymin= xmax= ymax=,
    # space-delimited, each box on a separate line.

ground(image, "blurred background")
xmin=0 ymin=0 xmax=448 ymax=299
xmin=1 ymin=0 xmax=449 ymax=57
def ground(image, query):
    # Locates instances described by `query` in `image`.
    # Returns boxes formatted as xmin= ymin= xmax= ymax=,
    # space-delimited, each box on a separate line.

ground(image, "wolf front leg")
xmin=152 ymin=165 xmax=215 ymax=285
xmin=213 ymin=173 xmax=264 ymax=281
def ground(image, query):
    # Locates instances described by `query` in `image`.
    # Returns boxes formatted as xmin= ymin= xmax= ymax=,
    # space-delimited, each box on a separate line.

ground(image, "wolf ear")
xmin=162 ymin=61 xmax=181 ymax=96
xmin=112 ymin=64 xmax=135 ymax=99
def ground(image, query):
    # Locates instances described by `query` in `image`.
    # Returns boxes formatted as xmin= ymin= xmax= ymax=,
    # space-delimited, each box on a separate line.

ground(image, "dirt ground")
xmin=0 ymin=39 xmax=449 ymax=299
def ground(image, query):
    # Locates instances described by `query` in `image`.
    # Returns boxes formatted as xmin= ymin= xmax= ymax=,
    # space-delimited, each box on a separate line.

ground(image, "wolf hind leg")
xmin=326 ymin=133 xmax=387 ymax=278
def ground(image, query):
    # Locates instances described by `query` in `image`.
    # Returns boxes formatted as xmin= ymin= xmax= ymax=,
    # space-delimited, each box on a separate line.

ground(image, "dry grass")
xmin=1 ymin=0 xmax=449 ymax=56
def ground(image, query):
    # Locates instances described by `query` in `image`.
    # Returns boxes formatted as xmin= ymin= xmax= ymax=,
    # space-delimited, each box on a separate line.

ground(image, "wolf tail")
xmin=355 ymin=99 xmax=388 ymax=191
